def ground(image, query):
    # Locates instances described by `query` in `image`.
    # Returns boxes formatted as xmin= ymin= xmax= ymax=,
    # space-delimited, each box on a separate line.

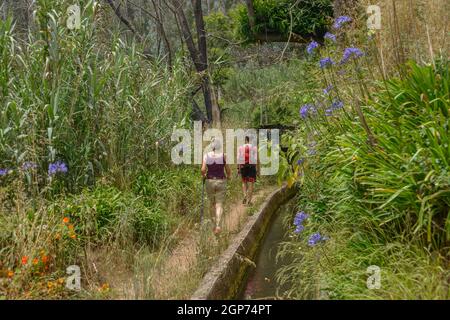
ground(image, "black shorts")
xmin=240 ymin=164 xmax=257 ymax=182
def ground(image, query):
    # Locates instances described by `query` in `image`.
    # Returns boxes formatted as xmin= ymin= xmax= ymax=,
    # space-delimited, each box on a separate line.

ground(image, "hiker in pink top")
xmin=201 ymin=139 xmax=231 ymax=235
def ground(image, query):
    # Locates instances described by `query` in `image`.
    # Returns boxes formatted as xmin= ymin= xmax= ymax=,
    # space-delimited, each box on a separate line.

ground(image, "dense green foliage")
xmin=232 ymin=0 xmax=333 ymax=42
xmin=0 ymin=5 xmax=192 ymax=194
xmin=276 ymin=61 xmax=449 ymax=298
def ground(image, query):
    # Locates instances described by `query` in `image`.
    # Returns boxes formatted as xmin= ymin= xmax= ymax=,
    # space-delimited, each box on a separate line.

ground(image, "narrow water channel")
xmin=239 ymin=203 xmax=293 ymax=300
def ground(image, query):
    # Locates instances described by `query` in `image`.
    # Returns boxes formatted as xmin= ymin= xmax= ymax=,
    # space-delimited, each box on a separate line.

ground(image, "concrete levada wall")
xmin=191 ymin=184 xmax=298 ymax=300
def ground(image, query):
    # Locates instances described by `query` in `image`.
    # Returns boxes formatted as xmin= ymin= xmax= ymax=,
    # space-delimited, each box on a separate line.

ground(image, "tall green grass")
xmin=0 ymin=1 xmax=201 ymax=299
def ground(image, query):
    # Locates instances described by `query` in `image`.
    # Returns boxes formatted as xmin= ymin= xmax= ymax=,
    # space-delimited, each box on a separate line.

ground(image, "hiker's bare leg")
xmin=209 ymin=200 xmax=216 ymax=226
xmin=242 ymin=181 xmax=248 ymax=203
xmin=215 ymin=203 xmax=223 ymax=229
xmin=247 ymin=182 xmax=254 ymax=204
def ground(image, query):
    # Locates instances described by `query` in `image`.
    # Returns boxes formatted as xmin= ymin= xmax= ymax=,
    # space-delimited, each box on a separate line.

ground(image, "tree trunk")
xmin=245 ymin=0 xmax=256 ymax=32
xmin=151 ymin=0 xmax=173 ymax=68
xmin=172 ymin=0 xmax=220 ymax=127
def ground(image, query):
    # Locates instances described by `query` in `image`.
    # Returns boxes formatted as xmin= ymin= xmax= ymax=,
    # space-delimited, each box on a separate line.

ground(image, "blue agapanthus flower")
xmin=331 ymin=100 xmax=344 ymax=110
xmin=306 ymin=41 xmax=319 ymax=55
xmin=294 ymin=211 xmax=309 ymax=226
xmin=48 ymin=161 xmax=68 ymax=176
xmin=333 ymin=16 xmax=352 ymax=29
xmin=323 ymin=85 xmax=333 ymax=95
xmin=325 ymin=109 xmax=333 ymax=116
xmin=324 ymin=32 xmax=336 ymax=42
xmin=341 ymin=47 xmax=364 ymax=64
xmin=0 ymin=168 xmax=9 ymax=176
xmin=21 ymin=162 xmax=37 ymax=171
xmin=308 ymin=232 xmax=327 ymax=246
xmin=300 ymin=104 xmax=316 ymax=119
xmin=319 ymin=57 xmax=334 ymax=69
xmin=294 ymin=224 xmax=305 ymax=234
xmin=297 ymin=158 xmax=305 ymax=166
xmin=326 ymin=99 xmax=344 ymax=116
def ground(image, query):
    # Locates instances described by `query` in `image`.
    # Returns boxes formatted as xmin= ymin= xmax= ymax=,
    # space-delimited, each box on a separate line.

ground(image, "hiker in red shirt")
xmin=238 ymin=136 xmax=259 ymax=205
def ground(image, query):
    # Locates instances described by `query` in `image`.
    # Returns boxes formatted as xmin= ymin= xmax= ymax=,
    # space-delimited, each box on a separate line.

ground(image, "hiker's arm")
xmin=201 ymin=158 xmax=207 ymax=178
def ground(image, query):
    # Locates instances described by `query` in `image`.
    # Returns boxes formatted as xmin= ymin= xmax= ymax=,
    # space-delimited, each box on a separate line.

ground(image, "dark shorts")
xmin=240 ymin=164 xmax=257 ymax=183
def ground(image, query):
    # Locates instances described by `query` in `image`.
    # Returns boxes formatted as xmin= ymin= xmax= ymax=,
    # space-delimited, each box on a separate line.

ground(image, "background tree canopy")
xmin=232 ymin=0 xmax=333 ymax=42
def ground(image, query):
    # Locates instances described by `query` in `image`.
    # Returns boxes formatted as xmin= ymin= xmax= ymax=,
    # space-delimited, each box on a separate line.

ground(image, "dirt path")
xmin=148 ymin=185 xmax=276 ymax=299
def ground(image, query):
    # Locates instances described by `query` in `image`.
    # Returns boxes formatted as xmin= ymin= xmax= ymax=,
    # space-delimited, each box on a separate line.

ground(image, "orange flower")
xmin=70 ymin=233 xmax=76 ymax=239
xmin=68 ymin=224 xmax=74 ymax=231
xmin=63 ymin=217 xmax=70 ymax=224
xmin=21 ymin=256 xmax=28 ymax=265
xmin=7 ymin=270 xmax=14 ymax=278
xmin=32 ymin=258 xmax=39 ymax=265
xmin=42 ymin=255 xmax=49 ymax=264
xmin=98 ymin=283 xmax=110 ymax=292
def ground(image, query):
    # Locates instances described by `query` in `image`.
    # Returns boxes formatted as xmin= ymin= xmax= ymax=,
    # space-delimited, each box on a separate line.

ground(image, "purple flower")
xmin=333 ymin=16 xmax=352 ymax=29
xmin=48 ymin=161 xmax=68 ymax=176
xmin=0 ymin=168 xmax=9 ymax=176
xmin=294 ymin=211 xmax=309 ymax=226
xmin=341 ymin=47 xmax=364 ymax=64
xmin=326 ymin=100 xmax=344 ymax=116
xmin=21 ymin=162 xmax=37 ymax=171
xmin=300 ymin=104 xmax=316 ymax=119
xmin=331 ymin=99 xmax=344 ymax=110
xmin=324 ymin=32 xmax=336 ymax=42
xmin=300 ymin=105 xmax=309 ymax=119
xmin=294 ymin=225 xmax=305 ymax=234
xmin=308 ymin=232 xmax=327 ymax=246
xmin=306 ymin=41 xmax=319 ymax=55
xmin=319 ymin=57 xmax=334 ymax=69
xmin=323 ymin=85 xmax=333 ymax=95
xmin=297 ymin=158 xmax=305 ymax=166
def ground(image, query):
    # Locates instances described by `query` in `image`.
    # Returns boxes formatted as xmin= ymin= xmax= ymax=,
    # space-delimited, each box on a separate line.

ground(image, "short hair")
xmin=245 ymin=136 xmax=250 ymax=143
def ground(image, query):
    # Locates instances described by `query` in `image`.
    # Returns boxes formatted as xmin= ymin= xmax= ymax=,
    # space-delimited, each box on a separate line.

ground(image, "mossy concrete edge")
xmin=191 ymin=184 xmax=298 ymax=300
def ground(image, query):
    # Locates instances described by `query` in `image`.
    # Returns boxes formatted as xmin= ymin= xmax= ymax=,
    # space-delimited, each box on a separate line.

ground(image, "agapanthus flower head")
xmin=323 ymin=85 xmax=334 ymax=95
xmin=341 ymin=47 xmax=364 ymax=64
xmin=325 ymin=109 xmax=333 ymax=117
xmin=48 ymin=161 xmax=68 ymax=176
xmin=21 ymin=162 xmax=37 ymax=171
xmin=308 ymin=232 xmax=327 ymax=246
xmin=319 ymin=57 xmax=334 ymax=69
xmin=324 ymin=32 xmax=336 ymax=42
xmin=0 ymin=168 xmax=9 ymax=176
xmin=333 ymin=16 xmax=352 ymax=29
xmin=294 ymin=211 xmax=309 ymax=226
xmin=331 ymin=99 xmax=344 ymax=110
xmin=300 ymin=104 xmax=317 ymax=119
xmin=326 ymin=99 xmax=344 ymax=116
xmin=294 ymin=225 xmax=305 ymax=234
xmin=297 ymin=158 xmax=305 ymax=166
xmin=306 ymin=41 xmax=319 ymax=55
